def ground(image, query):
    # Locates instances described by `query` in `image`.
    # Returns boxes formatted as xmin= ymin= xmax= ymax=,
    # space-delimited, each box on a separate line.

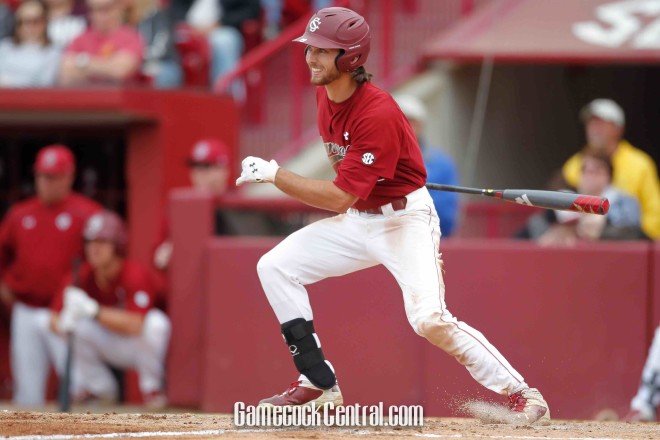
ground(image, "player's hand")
xmin=57 ymin=310 xmax=77 ymax=333
xmin=236 ymin=156 xmax=279 ymax=186
xmin=63 ymin=286 xmax=100 ymax=321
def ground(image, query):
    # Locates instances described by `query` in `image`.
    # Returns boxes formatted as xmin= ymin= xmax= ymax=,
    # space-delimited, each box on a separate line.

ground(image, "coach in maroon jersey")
xmin=0 ymin=144 xmax=102 ymax=407
xmin=235 ymin=7 xmax=551 ymax=424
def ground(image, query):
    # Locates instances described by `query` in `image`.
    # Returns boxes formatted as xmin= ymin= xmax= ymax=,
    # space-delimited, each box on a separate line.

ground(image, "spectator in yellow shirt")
xmin=562 ymin=99 xmax=660 ymax=240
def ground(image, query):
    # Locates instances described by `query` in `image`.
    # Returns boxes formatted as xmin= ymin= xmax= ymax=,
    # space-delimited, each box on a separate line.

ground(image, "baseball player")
xmin=235 ymin=7 xmax=550 ymax=424
xmin=0 ymin=144 xmax=101 ymax=407
xmin=625 ymin=325 xmax=660 ymax=421
xmin=51 ymin=210 xmax=171 ymax=408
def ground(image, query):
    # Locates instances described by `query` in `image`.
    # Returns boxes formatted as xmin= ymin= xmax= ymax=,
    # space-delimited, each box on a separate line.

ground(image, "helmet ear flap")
xmin=334 ymin=49 xmax=345 ymax=71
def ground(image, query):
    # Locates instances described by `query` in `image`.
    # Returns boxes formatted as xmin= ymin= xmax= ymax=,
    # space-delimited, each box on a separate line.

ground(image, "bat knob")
xmin=600 ymin=198 xmax=610 ymax=215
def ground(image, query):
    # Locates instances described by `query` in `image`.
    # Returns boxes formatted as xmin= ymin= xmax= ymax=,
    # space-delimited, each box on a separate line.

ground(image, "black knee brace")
xmin=281 ymin=318 xmax=336 ymax=389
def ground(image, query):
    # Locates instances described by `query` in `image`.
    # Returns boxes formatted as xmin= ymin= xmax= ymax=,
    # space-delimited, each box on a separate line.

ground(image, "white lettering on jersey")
xmin=55 ymin=213 xmax=72 ymax=231
xmin=324 ymin=141 xmax=350 ymax=168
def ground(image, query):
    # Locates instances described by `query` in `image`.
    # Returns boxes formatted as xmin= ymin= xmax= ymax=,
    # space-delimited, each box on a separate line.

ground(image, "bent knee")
xmin=413 ymin=314 xmax=456 ymax=345
xmin=143 ymin=310 xmax=171 ymax=339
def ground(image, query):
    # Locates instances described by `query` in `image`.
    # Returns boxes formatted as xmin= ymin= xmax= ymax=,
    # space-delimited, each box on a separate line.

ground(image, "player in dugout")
xmin=50 ymin=210 xmax=170 ymax=408
xmin=0 ymin=144 xmax=101 ymax=407
xmin=235 ymin=7 xmax=550 ymax=424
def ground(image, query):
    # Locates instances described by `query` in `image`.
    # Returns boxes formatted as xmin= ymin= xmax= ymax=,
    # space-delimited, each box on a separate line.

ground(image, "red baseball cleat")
xmin=508 ymin=387 xmax=551 ymax=424
xmin=258 ymin=376 xmax=343 ymax=409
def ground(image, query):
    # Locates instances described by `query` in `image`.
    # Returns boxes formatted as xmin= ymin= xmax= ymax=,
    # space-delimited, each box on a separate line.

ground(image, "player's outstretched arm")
xmin=274 ymin=168 xmax=357 ymax=213
xmin=236 ymin=156 xmax=357 ymax=213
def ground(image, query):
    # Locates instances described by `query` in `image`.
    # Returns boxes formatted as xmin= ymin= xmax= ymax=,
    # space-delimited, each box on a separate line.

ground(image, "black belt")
xmin=357 ymin=197 xmax=408 ymax=215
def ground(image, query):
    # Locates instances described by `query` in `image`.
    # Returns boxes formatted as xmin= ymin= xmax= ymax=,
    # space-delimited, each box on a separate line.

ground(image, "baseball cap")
xmin=34 ymin=144 xmax=75 ymax=175
xmin=395 ymin=95 xmax=428 ymax=124
xmin=187 ymin=139 xmax=230 ymax=167
xmin=580 ymin=99 xmax=625 ymax=127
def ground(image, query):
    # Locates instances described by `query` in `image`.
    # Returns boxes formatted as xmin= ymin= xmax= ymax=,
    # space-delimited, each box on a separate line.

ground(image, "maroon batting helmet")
xmin=84 ymin=210 xmax=128 ymax=255
xmin=293 ymin=7 xmax=371 ymax=72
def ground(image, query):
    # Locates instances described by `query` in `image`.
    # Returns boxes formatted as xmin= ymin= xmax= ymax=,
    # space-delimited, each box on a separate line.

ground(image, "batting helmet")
xmin=84 ymin=210 xmax=128 ymax=256
xmin=293 ymin=7 xmax=371 ymax=72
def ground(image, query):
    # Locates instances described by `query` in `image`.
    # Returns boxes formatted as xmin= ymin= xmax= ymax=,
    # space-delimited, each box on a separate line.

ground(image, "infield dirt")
xmin=1 ymin=410 xmax=658 ymax=440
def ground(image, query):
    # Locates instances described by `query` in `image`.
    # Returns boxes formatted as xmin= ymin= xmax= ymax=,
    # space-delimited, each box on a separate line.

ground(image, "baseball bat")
xmin=58 ymin=256 xmax=81 ymax=412
xmin=425 ymin=183 xmax=609 ymax=215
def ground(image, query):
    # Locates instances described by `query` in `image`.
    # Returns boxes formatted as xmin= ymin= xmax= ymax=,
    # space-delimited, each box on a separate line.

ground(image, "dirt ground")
xmin=1 ymin=409 xmax=659 ymax=440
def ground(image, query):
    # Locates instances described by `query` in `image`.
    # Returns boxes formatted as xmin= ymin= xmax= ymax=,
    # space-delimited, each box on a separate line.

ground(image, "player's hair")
xmin=580 ymin=148 xmax=613 ymax=180
xmin=352 ymin=66 xmax=373 ymax=84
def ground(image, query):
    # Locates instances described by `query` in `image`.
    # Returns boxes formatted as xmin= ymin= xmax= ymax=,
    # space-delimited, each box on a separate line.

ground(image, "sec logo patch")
xmin=362 ymin=152 xmax=375 ymax=165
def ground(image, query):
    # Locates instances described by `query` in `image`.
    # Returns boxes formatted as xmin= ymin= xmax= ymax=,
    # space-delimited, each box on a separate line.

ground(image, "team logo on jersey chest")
xmin=362 ymin=152 xmax=375 ymax=165
xmin=22 ymin=215 xmax=36 ymax=230
xmin=55 ymin=213 xmax=72 ymax=231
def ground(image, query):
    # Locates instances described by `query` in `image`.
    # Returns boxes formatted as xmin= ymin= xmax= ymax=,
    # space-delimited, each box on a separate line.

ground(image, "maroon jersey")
xmin=52 ymin=260 xmax=157 ymax=316
xmin=0 ymin=194 xmax=102 ymax=307
xmin=316 ymin=82 xmax=427 ymax=210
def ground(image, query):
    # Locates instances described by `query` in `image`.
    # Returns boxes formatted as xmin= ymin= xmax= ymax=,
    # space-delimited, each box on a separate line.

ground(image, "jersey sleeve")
xmin=333 ymin=105 xmax=402 ymax=200
xmin=50 ymin=264 xmax=94 ymax=312
xmin=118 ymin=30 xmax=144 ymax=60
xmin=124 ymin=265 xmax=157 ymax=315
xmin=64 ymin=34 xmax=85 ymax=54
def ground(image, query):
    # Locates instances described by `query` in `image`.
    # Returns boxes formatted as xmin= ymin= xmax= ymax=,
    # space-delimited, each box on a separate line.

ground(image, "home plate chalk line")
xmin=0 ymin=429 xmax=632 ymax=440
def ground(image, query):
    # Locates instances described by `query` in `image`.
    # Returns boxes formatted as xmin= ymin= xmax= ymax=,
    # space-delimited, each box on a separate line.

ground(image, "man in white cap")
xmin=561 ymin=99 xmax=660 ymax=240
xmin=395 ymin=95 xmax=459 ymax=237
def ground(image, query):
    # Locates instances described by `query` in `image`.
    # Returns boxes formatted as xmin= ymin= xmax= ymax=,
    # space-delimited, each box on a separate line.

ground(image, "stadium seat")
xmin=174 ymin=23 xmax=211 ymax=88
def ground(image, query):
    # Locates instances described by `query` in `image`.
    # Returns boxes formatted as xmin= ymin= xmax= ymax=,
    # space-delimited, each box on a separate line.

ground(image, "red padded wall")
xmin=201 ymin=239 xmax=426 ymax=412
xmin=199 ymin=239 xmax=650 ymax=419
xmin=422 ymin=240 xmax=649 ymax=419
xmin=166 ymin=190 xmax=215 ymax=407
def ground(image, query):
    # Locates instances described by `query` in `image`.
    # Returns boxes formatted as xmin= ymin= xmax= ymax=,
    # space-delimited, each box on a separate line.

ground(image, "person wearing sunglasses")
xmin=0 ymin=0 xmax=62 ymax=87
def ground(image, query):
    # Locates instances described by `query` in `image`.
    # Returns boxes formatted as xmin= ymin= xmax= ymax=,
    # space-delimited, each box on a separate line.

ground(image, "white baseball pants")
xmin=70 ymin=309 xmax=171 ymax=399
xmin=257 ymin=187 xmax=527 ymax=396
xmin=630 ymin=325 xmax=660 ymax=416
xmin=11 ymin=301 xmax=67 ymax=407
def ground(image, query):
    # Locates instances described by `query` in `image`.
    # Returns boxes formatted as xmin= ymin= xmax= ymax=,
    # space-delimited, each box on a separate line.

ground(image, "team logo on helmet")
xmin=362 ymin=152 xmax=375 ymax=165
xmin=193 ymin=142 xmax=210 ymax=161
xmin=85 ymin=213 xmax=104 ymax=239
xmin=43 ymin=151 xmax=57 ymax=167
xmin=309 ymin=17 xmax=321 ymax=32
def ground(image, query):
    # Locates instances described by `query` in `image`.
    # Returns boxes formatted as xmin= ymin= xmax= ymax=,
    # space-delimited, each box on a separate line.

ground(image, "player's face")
xmin=585 ymin=117 xmax=622 ymax=151
xmin=579 ymin=157 xmax=610 ymax=195
xmin=35 ymin=172 xmax=73 ymax=205
xmin=305 ymin=46 xmax=341 ymax=86
xmin=189 ymin=165 xmax=229 ymax=195
xmin=85 ymin=239 xmax=116 ymax=268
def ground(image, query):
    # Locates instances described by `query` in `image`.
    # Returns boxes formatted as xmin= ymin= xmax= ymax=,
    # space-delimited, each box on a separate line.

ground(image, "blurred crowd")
xmin=0 ymin=0 xmax=332 ymax=89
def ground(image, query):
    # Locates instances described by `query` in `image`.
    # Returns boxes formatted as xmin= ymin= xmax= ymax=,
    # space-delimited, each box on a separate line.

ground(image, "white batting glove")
xmin=57 ymin=309 xmax=77 ymax=333
xmin=236 ymin=156 xmax=279 ymax=186
xmin=63 ymin=286 xmax=100 ymax=320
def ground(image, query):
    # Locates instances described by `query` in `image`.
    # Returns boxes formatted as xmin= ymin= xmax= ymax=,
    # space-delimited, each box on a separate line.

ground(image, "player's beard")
xmin=310 ymin=66 xmax=341 ymax=86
